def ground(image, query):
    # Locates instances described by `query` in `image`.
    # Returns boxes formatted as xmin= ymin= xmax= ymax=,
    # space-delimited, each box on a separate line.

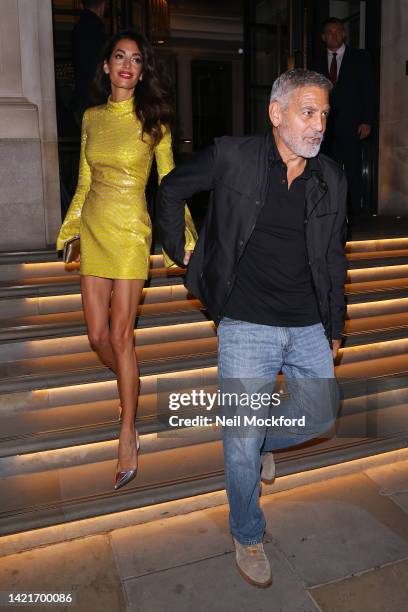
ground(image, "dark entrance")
xmin=191 ymin=60 xmax=233 ymax=151
xmin=243 ymin=0 xmax=381 ymax=213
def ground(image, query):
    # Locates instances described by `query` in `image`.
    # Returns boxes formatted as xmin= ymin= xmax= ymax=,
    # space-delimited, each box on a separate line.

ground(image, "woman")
xmin=56 ymin=29 xmax=197 ymax=490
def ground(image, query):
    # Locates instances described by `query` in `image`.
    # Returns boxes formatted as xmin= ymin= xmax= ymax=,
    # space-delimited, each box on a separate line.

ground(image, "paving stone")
xmin=388 ymin=491 xmax=408 ymax=514
xmin=363 ymin=459 xmax=408 ymax=516
xmin=364 ymin=458 xmax=408 ymax=494
xmin=124 ymin=544 xmax=319 ymax=612
xmin=261 ymin=472 xmax=408 ymax=586
xmin=0 ymin=535 xmax=125 ymax=612
xmin=111 ymin=505 xmax=233 ymax=579
xmin=308 ymin=558 xmax=408 ymax=612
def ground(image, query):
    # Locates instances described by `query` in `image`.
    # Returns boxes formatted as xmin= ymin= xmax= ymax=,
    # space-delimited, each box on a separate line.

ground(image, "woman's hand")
xmin=183 ymin=250 xmax=193 ymax=266
xmin=75 ymin=253 xmax=81 ymax=263
xmin=332 ymin=338 xmax=341 ymax=359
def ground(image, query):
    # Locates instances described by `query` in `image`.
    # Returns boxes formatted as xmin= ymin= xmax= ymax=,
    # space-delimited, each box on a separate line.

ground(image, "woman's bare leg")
xmin=110 ymin=278 xmax=145 ymax=474
xmin=80 ymin=275 xmax=116 ymax=371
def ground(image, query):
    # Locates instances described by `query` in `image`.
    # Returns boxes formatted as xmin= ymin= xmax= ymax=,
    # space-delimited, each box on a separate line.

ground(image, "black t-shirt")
xmin=223 ymin=137 xmax=321 ymax=327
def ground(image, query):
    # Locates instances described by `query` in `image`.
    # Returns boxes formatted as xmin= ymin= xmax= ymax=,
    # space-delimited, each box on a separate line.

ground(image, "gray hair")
xmin=270 ymin=69 xmax=332 ymax=106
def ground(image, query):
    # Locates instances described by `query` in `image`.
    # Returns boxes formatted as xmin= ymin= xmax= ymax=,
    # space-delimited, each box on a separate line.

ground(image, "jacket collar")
xmin=264 ymin=131 xmax=330 ymax=217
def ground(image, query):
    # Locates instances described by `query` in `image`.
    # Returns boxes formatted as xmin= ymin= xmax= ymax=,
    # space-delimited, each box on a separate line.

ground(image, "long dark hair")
xmin=91 ymin=29 xmax=174 ymax=146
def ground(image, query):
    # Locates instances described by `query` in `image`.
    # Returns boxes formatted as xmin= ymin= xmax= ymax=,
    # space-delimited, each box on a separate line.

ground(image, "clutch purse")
xmin=63 ymin=235 xmax=80 ymax=263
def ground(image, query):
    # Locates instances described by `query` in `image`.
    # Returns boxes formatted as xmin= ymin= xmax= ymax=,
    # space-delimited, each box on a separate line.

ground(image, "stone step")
xmin=0 ymin=434 xmax=224 ymax=536
xmin=0 ymin=367 xmax=218 ymax=455
xmin=0 ymin=285 xmax=191 ymax=318
xmin=345 ymin=238 xmax=408 ymax=268
xmin=0 ymin=320 xmax=215 ymax=364
xmin=0 ymin=312 xmax=406 ymax=392
xmin=0 ymin=255 xmax=167 ymax=281
xmin=345 ymin=278 xmax=408 ymax=303
xmin=0 ymin=365 xmax=406 ymax=458
xmin=0 ymin=243 xmax=164 ymax=265
xmin=0 ymin=334 xmax=218 ymax=395
xmin=1 ymin=288 xmax=406 ymax=321
xmin=347 ymin=263 xmax=408 ymax=283
xmin=0 ymin=298 xmax=207 ymax=342
xmin=345 ymin=237 xmax=408 ymax=253
xmin=0 ymin=368 xmax=217 ymax=457
xmin=343 ymin=305 xmax=408 ymax=346
xmin=0 ymin=249 xmax=58 ymax=264
xmin=0 ymin=239 xmax=406 ymax=267
xmin=0 ymin=294 xmax=407 ymax=350
xmin=0 ymin=268 xmax=186 ymax=299
xmin=0 ymin=396 xmax=406 ymax=536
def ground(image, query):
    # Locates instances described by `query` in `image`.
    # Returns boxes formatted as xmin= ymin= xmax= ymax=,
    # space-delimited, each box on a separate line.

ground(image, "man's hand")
xmin=183 ymin=250 xmax=193 ymax=266
xmin=332 ymin=338 xmax=342 ymax=359
xmin=357 ymin=123 xmax=371 ymax=139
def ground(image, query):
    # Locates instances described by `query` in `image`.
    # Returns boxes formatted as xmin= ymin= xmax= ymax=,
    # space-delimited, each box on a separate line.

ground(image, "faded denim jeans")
xmin=217 ymin=317 xmax=338 ymax=545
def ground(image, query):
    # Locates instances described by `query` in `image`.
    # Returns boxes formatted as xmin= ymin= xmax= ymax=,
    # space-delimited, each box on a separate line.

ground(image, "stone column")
xmin=176 ymin=53 xmax=194 ymax=154
xmin=378 ymin=1 xmax=408 ymax=215
xmin=0 ymin=0 xmax=60 ymax=251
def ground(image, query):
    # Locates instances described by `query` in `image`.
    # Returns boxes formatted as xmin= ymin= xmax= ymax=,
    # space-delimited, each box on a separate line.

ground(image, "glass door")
xmin=243 ymin=0 xmax=307 ymax=133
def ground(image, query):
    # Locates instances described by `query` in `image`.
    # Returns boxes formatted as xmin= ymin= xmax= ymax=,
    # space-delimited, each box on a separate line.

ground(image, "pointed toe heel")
xmin=114 ymin=419 xmax=140 ymax=491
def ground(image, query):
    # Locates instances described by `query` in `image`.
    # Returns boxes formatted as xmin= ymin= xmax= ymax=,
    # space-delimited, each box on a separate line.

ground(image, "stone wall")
xmin=0 ymin=0 xmax=60 ymax=250
xmin=378 ymin=1 xmax=408 ymax=215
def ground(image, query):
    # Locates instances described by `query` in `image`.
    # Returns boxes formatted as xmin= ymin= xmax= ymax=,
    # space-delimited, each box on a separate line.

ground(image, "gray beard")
xmin=279 ymin=126 xmax=322 ymax=158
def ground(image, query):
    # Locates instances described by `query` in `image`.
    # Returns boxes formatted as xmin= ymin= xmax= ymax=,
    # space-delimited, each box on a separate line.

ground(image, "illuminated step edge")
xmin=0 ymin=286 xmax=192 ymax=318
xmin=0 ymin=428 xmax=406 ymax=537
xmin=0 ymin=255 xmax=167 ymax=281
xmin=0 ymin=335 xmax=407 ymax=396
xmin=0 ymin=375 xmax=406 ymax=458
xmin=0 ymin=337 xmax=218 ymax=395
xmin=345 ymin=237 xmax=408 ymax=253
xmin=0 ymin=299 xmax=207 ymax=343
xmin=1 ymin=301 xmax=407 ymax=348
xmin=0 ymin=321 xmax=215 ymax=363
xmin=2 ymin=388 xmax=406 ymax=474
xmin=347 ymin=264 xmax=408 ymax=283
xmin=0 ymin=269 xmax=186 ymax=299
xmin=1 ymin=291 xmax=407 ymax=323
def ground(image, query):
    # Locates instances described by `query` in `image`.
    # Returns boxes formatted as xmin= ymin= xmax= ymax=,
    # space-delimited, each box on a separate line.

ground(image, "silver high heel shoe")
xmin=114 ymin=405 xmax=140 ymax=491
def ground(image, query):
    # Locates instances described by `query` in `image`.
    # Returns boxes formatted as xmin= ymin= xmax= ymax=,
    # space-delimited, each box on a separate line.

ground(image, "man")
xmin=158 ymin=69 xmax=347 ymax=588
xmin=313 ymin=17 xmax=374 ymax=218
xmin=72 ymin=0 xmax=107 ymax=124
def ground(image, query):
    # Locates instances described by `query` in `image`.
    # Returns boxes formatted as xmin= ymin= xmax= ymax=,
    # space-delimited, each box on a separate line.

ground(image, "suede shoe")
xmin=233 ymin=538 xmax=272 ymax=587
xmin=261 ymin=452 xmax=276 ymax=482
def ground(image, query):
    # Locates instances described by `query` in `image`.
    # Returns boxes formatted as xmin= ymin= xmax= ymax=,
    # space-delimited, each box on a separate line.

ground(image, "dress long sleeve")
xmin=154 ymin=126 xmax=197 ymax=267
xmin=56 ymin=110 xmax=91 ymax=250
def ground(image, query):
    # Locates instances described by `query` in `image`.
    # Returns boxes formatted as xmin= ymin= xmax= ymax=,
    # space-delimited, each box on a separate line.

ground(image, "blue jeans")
xmin=217 ymin=317 xmax=338 ymax=545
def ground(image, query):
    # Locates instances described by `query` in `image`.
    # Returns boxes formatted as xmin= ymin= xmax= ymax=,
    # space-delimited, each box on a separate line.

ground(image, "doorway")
xmin=191 ymin=60 xmax=233 ymax=151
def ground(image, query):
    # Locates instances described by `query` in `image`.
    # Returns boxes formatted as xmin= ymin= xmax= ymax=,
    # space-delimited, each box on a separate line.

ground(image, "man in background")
xmin=313 ymin=17 xmax=374 ymax=220
xmin=72 ymin=0 xmax=107 ymax=124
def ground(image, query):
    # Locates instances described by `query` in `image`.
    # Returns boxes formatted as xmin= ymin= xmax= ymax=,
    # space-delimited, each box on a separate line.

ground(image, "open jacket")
xmin=158 ymin=132 xmax=348 ymax=342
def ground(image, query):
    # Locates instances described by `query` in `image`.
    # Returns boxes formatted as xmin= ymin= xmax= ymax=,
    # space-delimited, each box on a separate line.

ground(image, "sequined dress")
xmin=56 ymin=95 xmax=196 ymax=279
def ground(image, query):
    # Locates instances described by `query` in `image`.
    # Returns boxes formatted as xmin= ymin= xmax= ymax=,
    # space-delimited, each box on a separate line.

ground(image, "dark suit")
xmin=72 ymin=9 xmax=107 ymax=121
xmin=313 ymin=46 xmax=374 ymax=215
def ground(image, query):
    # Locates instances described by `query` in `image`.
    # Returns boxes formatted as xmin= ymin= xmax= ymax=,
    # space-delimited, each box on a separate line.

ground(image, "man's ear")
xmin=321 ymin=33 xmax=327 ymax=44
xmin=268 ymin=101 xmax=281 ymax=128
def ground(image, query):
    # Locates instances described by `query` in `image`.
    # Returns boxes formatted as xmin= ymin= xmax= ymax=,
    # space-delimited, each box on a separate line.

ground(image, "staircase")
xmin=0 ymin=238 xmax=407 ymax=536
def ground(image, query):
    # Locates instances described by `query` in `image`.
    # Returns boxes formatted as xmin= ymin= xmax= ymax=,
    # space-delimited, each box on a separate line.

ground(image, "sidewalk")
xmin=0 ymin=449 xmax=407 ymax=612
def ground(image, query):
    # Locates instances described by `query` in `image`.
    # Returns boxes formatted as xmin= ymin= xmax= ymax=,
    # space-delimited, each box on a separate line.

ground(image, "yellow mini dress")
xmin=56 ymin=95 xmax=197 ymax=279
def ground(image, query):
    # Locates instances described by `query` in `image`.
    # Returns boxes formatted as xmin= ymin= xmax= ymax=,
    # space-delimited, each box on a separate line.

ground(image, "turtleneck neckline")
xmin=107 ymin=95 xmax=134 ymax=114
